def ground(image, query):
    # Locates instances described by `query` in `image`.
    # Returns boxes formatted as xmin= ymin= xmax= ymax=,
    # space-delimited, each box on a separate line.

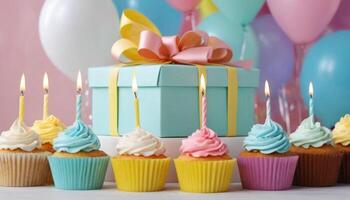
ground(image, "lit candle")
xmin=132 ymin=73 xmax=140 ymax=128
xmin=19 ymin=74 xmax=25 ymax=123
xmin=200 ymin=74 xmax=207 ymax=128
xmin=265 ymin=80 xmax=271 ymax=120
xmin=309 ymin=82 xmax=314 ymax=125
xmin=43 ymin=73 xmax=49 ymax=120
xmin=76 ymin=71 xmax=82 ymax=121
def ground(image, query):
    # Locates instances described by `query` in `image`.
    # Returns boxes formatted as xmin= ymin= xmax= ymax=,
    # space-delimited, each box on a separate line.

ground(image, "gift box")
xmin=88 ymin=64 xmax=259 ymax=137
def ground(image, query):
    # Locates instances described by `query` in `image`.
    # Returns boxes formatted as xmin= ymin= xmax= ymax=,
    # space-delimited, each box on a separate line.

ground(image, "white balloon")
xmin=39 ymin=0 xmax=119 ymax=80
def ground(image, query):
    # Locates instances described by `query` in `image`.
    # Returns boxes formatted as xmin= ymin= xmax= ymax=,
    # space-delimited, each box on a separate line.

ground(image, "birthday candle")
xmin=200 ymin=74 xmax=207 ymax=128
xmin=309 ymin=82 xmax=314 ymax=125
xmin=132 ymin=73 xmax=140 ymax=128
xmin=265 ymin=80 xmax=271 ymax=120
xmin=43 ymin=73 xmax=49 ymax=120
xmin=19 ymin=74 xmax=25 ymax=123
xmin=76 ymin=71 xmax=82 ymax=121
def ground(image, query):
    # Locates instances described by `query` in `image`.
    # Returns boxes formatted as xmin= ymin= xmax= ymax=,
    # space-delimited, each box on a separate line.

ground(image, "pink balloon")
xmin=267 ymin=0 xmax=341 ymax=44
xmin=167 ymin=0 xmax=200 ymax=12
xmin=330 ymin=0 xmax=350 ymax=30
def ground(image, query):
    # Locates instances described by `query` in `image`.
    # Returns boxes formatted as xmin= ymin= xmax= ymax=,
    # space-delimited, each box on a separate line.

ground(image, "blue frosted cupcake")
xmin=237 ymin=118 xmax=298 ymax=190
xmin=48 ymin=120 xmax=109 ymax=190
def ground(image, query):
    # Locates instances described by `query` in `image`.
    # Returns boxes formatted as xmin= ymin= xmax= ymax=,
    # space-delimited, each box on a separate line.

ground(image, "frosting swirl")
xmin=244 ymin=118 xmax=290 ymax=154
xmin=333 ymin=114 xmax=350 ymax=146
xmin=116 ymin=128 xmax=165 ymax=157
xmin=0 ymin=119 xmax=41 ymax=151
xmin=53 ymin=120 xmax=100 ymax=153
xmin=290 ymin=116 xmax=332 ymax=148
xmin=32 ymin=115 xmax=65 ymax=144
xmin=180 ymin=127 xmax=228 ymax=157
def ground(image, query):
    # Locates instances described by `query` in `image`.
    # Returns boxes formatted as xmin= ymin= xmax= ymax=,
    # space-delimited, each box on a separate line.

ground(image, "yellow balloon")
xmin=199 ymin=0 xmax=218 ymax=18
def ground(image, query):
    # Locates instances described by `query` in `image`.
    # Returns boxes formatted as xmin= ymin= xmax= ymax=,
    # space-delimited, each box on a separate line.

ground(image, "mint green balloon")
xmin=242 ymin=26 xmax=259 ymax=68
xmin=198 ymin=13 xmax=244 ymax=60
xmin=213 ymin=0 xmax=265 ymax=26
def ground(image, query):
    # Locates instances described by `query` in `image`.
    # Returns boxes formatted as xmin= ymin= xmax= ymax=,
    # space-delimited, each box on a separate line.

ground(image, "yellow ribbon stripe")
xmin=227 ymin=67 xmax=237 ymax=136
xmin=109 ymin=66 xmax=120 ymax=136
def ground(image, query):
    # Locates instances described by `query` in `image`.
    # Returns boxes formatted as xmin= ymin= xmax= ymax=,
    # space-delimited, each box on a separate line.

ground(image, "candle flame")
xmin=200 ymin=74 xmax=206 ymax=94
xmin=43 ymin=73 xmax=49 ymax=92
xmin=264 ymin=80 xmax=270 ymax=97
xmin=309 ymin=82 xmax=314 ymax=97
xmin=20 ymin=74 xmax=25 ymax=93
xmin=132 ymin=72 xmax=138 ymax=93
xmin=76 ymin=71 xmax=82 ymax=92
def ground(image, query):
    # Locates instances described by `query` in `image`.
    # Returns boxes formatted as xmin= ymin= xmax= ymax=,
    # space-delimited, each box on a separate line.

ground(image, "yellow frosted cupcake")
xmin=0 ymin=119 xmax=51 ymax=186
xmin=111 ymin=128 xmax=170 ymax=192
xmin=32 ymin=115 xmax=65 ymax=153
xmin=333 ymin=114 xmax=350 ymax=183
xmin=174 ymin=127 xmax=235 ymax=193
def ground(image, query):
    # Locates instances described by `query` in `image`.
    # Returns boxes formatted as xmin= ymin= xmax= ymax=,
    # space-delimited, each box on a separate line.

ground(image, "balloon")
xmin=167 ymin=0 xmax=201 ymax=35
xmin=198 ymin=13 xmax=244 ymax=59
xmin=112 ymin=0 xmax=181 ymax=35
xmin=301 ymin=31 xmax=350 ymax=127
xmin=199 ymin=0 xmax=218 ymax=19
xmin=267 ymin=0 xmax=341 ymax=44
xmin=39 ymin=0 xmax=119 ymax=80
xmin=242 ymin=26 xmax=259 ymax=68
xmin=330 ymin=0 xmax=350 ymax=30
xmin=167 ymin=0 xmax=200 ymax=12
xmin=213 ymin=0 xmax=265 ymax=26
xmin=252 ymin=15 xmax=295 ymax=95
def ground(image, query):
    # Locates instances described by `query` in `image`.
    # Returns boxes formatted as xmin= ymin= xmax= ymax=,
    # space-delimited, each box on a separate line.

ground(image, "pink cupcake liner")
xmin=237 ymin=155 xmax=298 ymax=190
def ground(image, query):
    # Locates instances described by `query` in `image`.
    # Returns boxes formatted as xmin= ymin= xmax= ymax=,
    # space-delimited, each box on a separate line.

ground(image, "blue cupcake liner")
xmin=48 ymin=156 xmax=109 ymax=190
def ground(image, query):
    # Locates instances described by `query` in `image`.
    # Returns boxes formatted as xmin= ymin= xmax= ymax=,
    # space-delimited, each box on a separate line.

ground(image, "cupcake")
xmin=0 ymin=119 xmax=51 ymax=186
xmin=32 ymin=115 xmax=65 ymax=153
xmin=48 ymin=120 xmax=109 ymax=190
xmin=290 ymin=116 xmax=343 ymax=187
xmin=111 ymin=128 xmax=170 ymax=192
xmin=237 ymin=118 xmax=298 ymax=190
xmin=332 ymin=114 xmax=350 ymax=183
xmin=174 ymin=126 xmax=235 ymax=193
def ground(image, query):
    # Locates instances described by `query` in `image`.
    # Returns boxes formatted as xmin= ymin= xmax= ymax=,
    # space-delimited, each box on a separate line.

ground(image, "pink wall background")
xmin=0 ymin=0 xmax=80 ymax=130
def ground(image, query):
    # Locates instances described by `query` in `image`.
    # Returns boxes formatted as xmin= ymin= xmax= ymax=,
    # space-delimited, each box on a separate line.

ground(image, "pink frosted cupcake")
xmin=237 ymin=118 xmax=298 ymax=190
xmin=174 ymin=127 xmax=235 ymax=193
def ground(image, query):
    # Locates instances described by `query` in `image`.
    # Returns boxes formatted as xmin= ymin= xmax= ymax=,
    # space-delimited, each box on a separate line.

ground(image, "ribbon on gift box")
xmin=109 ymin=9 xmax=251 ymax=136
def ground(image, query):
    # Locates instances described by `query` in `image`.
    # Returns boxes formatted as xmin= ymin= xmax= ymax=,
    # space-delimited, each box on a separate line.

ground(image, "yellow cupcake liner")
xmin=174 ymin=158 xmax=236 ymax=193
xmin=111 ymin=157 xmax=171 ymax=192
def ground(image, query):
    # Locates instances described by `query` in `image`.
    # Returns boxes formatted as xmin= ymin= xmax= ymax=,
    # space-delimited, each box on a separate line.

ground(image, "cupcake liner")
xmin=293 ymin=151 xmax=343 ymax=187
xmin=111 ymin=157 xmax=170 ymax=192
xmin=0 ymin=152 xmax=51 ymax=187
xmin=174 ymin=158 xmax=235 ymax=193
xmin=339 ymin=151 xmax=350 ymax=183
xmin=48 ymin=156 xmax=109 ymax=190
xmin=237 ymin=156 xmax=298 ymax=191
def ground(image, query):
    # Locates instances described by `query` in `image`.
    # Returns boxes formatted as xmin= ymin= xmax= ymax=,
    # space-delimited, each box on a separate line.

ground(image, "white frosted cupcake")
xmin=111 ymin=128 xmax=170 ymax=192
xmin=0 ymin=119 xmax=51 ymax=186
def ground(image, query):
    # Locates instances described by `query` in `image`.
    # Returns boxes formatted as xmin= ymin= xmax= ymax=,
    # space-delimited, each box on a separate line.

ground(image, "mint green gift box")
xmin=88 ymin=64 xmax=259 ymax=137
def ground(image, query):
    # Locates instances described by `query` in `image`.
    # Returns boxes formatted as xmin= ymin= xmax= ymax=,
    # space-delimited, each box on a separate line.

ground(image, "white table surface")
xmin=0 ymin=182 xmax=349 ymax=200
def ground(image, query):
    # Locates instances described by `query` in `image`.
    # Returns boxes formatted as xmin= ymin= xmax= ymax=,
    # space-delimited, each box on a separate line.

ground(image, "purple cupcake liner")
xmin=237 ymin=155 xmax=298 ymax=191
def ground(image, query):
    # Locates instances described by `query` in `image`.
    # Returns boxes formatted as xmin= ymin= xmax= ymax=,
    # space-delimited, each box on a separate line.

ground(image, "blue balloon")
xmin=112 ymin=0 xmax=181 ymax=35
xmin=198 ymin=13 xmax=244 ymax=60
xmin=301 ymin=31 xmax=350 ymax=127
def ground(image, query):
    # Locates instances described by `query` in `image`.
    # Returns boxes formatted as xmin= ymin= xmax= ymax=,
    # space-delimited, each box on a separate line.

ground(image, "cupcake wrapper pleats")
xmin=0 ymin=152 xmax=51 ymax=187
xmin=111 ymin=157 xmax=170 ymax=192
xmin=48 ymin=156 xmax=109 ymax=190
xmin=174 ymin=159 xmax=235 ymax=193
xmin=339 ymin=151 xmax=350 ymax=183
xmin=237 ymin=156 xmax=298 ymax=191
xmin=293 ymin=151 xmax=343 ymax=186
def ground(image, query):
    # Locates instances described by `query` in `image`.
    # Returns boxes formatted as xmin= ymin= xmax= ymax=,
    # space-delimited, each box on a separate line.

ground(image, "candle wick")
xmin=133 ymin=91 xmax=138 ymax=99
xmin=77 ymin=89 xmax=81 ymax=95
xmin=44 ymin=89 xmax=49 ymax=94
xmin=20 ymin=91 xmax=24 ymax=96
